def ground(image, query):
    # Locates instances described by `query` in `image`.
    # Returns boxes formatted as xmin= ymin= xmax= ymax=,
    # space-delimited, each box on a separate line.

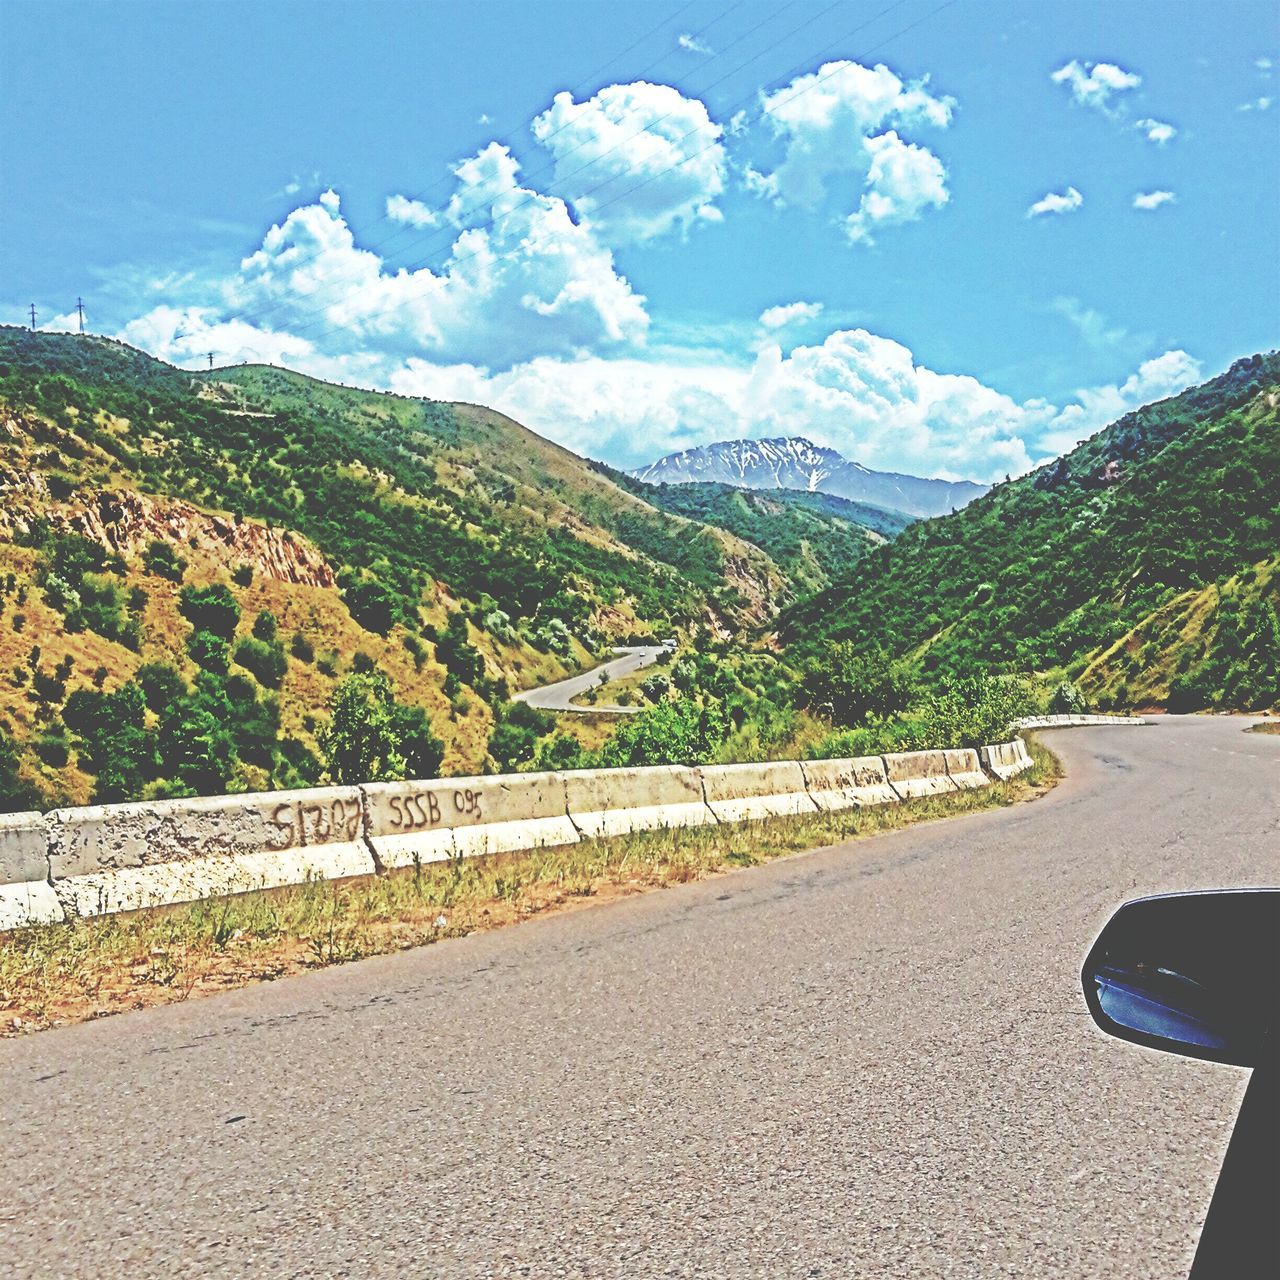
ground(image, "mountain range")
xmin=631 ymin=436 xmax=987 ymax=519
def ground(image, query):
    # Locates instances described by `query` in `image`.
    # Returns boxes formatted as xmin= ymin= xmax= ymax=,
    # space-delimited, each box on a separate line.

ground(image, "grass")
xmin=0 ymin=741 xmax=1059 ymax=1035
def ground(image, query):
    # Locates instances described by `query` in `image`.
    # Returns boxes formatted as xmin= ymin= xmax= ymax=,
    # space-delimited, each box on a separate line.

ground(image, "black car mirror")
xmin=1082 ymin=890 xmax=1279 ymax=1068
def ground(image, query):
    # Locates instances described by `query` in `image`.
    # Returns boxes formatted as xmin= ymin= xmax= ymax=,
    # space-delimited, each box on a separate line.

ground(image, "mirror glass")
xmin=1083 ymin=890 xmax=1280 ymax=1068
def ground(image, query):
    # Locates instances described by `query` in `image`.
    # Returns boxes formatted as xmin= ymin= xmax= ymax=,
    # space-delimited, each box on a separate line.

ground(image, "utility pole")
xmin=75 ymin=297 xmax=86 ymax=334
xmin=28 ymin=304 xmax=36 ymax=331
xmin=207 ymin=351 xmax=214 ymax=371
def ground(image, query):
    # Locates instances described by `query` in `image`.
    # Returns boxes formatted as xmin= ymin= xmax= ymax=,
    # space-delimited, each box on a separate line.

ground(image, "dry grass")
xmin=0 ymin=742 xmax=1059 ymax=1036
xmin=1245 ymin=721 xmax=1280 ymax=735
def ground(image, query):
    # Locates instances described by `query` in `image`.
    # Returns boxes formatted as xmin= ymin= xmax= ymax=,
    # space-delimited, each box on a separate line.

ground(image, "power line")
xmin=254 ymin=0 xmax=947 ymax=353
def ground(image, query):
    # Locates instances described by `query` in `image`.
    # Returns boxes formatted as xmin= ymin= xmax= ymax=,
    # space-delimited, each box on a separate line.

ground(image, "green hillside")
xmin=0 ymin=328 xmax=832 ymax=807
xmin=780 ymin=352 xmax=1280 ymax=711
xmin=604 ymin=470 xmax=913 ymax=594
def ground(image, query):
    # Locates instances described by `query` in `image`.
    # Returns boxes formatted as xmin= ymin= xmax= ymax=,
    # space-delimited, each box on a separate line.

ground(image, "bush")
xmin=802 ymin=642 xmax=915 ymax=727
xmin=252 ymin=610 xmax=278 ymax=643
xmin=319 ymin=671 xmax=406 ymax=784
xmin=342 ymin=575 xmax=397 ymax=635
xmin=488 ymin=700 xmax=554 ymax=771
xmin=187 ymin=629 xmax=230 ymax=674
xmin=231 ymin=564 xmax=254 ymax=587
xmin=1049 ymin=680 xmax=1088 ymax=715
xmin=595 ymin=698 xmax=730 ymax=767
xmin=178 ymin=583 xmax=240 ymax=640
xmin=143 ymin=539 xmax=186 ymax=583
xmin=234 ymin=636 xmax=287 ymax=688
xmin=290 ymin=632 xmax=314 ymax=663
xmin=136 ymin=662 xmax=187 ymax=715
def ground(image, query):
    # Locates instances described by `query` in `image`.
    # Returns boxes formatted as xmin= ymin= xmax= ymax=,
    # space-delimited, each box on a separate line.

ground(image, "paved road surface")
xmin=1 ymin=716 xmax=1275 ymax=1278
xmin=512 ymin=645 xmax=664 ymax=714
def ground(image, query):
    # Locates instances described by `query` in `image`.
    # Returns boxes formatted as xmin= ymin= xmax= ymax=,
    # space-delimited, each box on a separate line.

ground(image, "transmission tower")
xmin=76 ymin=298 xmax=86 ymax=334
xmin=207 ymin=352 xmax=214 ymax=371
xmin=28 ymin=304 xmax=36 ymax=331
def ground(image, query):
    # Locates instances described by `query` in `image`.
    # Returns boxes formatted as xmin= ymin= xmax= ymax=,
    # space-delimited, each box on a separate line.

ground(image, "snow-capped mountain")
xmin=631 ymin=437 xmax=987 ymax=519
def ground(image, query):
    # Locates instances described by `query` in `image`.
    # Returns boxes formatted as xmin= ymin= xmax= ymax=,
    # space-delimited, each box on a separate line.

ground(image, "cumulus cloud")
xmin=1134 ymin=117 xmax=1177 ymax=145
xmin=677 ymin=33 xmax=712 ymax=55
xmin=1132 ymin=189 xmax=1176 ymax=210
xmin=1034 ymin=349 xmax=1201 ymax=457
xmin=1238 ymin=96 xmax=1273 ymax=112
xmin=530 ymin=81 xmax=726 ymax=243
xmin=845 ymin=130 xmax=949 ymax=243
xmin=745 ymin=60 xmax=953 ymax=244
xmin=1027 ymin=186 xmax=1083 ymax=217
xmin=1051 ymin=60 xmax=1141 ymax=113
xmin=385 ymin=194 xmax=439 ymax=228
xmin=758 ymin=301 xmax=824 ymax=331
xmin=385 ymin=325 xmax=1201 ymax=483
xmin=125 ymin=150 xmax=648 ymax=373
xmin=1257 ymin=56 xmax=1273 ymax=72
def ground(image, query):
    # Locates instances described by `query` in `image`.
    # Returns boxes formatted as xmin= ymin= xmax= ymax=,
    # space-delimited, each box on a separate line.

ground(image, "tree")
xmin=178 ymin=583 xmax=240 ymax=639
xmin=319 ymin=672 xmax=406 ymax=784
xmin=802 ymin=642 xmax=915 ymax=727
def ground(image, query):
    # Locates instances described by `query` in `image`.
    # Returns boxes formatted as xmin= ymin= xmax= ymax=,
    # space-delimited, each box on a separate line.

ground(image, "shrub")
xmin=178 ymin=583 xmax=240 ymax=640
xmin=319 ymin=672 xmax=405 ymax=784
xmin=290 ymin=632 xmax=314 ymax=662
xmin=187 ymin=629 xmax=230 ymax=674
xmin=233 ymin=636 xmax=287 ymax=688
xmin=1048 ymin=680 xmax=1088 ymax=715
xmin=802 ymin=642 xmax=916 ymax=727
xmin=143 ymin=539 xmax=186 ymax=583
xmin=252 ymin=610 xmax=278 ymax=643
xmin=231 ymin=564 xmax=254 ymax=587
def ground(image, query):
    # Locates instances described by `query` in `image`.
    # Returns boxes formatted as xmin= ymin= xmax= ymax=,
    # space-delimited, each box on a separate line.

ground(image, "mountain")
xmin=0 ymin=328 xmax=851 ymax=806
xmin=631 ymin=436 xmax=986 ymax=518
xmin=603 ymin=469 xmax=914 ymax=595
xmin=779 ymin=353 xmax=1280 ymax=712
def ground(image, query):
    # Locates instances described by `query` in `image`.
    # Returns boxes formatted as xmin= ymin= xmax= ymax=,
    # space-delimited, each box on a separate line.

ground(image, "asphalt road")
xmin=511 ymin=645 xmax=664 ymax=714
xmin=1 ymin=716 xmax=1276 ymax=1279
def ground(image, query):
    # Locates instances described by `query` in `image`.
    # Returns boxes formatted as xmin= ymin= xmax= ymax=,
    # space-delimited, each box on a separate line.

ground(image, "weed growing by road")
xmin=0 ymin=743 xmax=1058 ymax=1035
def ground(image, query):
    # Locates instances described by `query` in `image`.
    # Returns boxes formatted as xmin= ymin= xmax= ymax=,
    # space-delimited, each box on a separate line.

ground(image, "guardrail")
xmin=1011 ymin=714 xmax=1147 ymax=729
xmin=0 ymin=741 xmax=1045 ymax=933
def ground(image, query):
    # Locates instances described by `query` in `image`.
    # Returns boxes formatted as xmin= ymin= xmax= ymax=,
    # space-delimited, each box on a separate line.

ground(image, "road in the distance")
xmin=1 ymin=717 xmax=1276 ymax=1279
xmin=512 ymin=643 xmax=664 ymax=713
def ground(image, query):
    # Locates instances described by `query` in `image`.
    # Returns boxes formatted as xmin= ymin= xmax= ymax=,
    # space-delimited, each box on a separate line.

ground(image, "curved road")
xmin=1 ymin=717 xmax=1276 ymax=1278
xmin=512 ymin=644 xmax=664 ymax=714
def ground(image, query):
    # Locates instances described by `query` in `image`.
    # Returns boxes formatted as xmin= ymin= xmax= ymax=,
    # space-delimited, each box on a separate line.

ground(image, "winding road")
xmin=512 ymin=644 xmax=664 ymax=714
xmin=0 ymin=716 xmax=1275 ymax=1278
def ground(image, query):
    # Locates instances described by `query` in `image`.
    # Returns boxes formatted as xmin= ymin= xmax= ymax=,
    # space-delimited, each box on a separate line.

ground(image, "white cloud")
xmin=1027 ymin=186 xmax=1083 ymax=217
xmin=1051 ymin=296 xmax=1127 ymax=349
xmin=677 ymin=33 xmax=712 ymax=55
xmin=845 ymin=130 xmax=949 ymax=243
xmin=1034 ymin=349 xmax=1201 ymax=457
xmin=746 ymin=60 xmax=953 ymax=244
xmin=126 ymin=150 xmax=649 ymax=372
xmin=530 ymin=81 xmax=726 ymax=243
xmin=385 ymin=194 xmax=439 ymax=228
xmin=1051 ymin=60 xmax=1141 ymax=113
xmin=1132 ymin=189 xmax=1176 ymax=210
xmin=1238 ymin=96 xmax=1273 ymax=111
xmin=758 ymin=301 xmax=824 ymax=331
xmin=1134 ymin=117 xmax=1177 ymax=145
xmin=386 ymin=326 xmax=1201 ymax=483
xmin=1257 ymin=57 xmax=1273 ymax=72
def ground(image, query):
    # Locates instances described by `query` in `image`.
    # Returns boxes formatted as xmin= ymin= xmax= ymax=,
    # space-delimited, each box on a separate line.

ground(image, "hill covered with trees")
xmin=780 ymin=352 xmax=1280 ymax=712
xmin=0 ymin=329 xmax=885 ymax=809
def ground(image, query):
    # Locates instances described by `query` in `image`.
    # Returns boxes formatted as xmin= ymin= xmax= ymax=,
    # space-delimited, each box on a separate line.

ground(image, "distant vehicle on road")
xmin=1082 ymin=890 xmax=1278 ymax=1279
xmin=660 ymin=636 xmax=677 ymax=651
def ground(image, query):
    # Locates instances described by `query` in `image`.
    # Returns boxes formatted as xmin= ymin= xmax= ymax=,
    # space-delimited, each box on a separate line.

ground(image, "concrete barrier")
xmin=563 ymin=766 xmax=714 ymax=839
xmin=980 ymin=740 xmax=1032 ymax=781
xmin=801 ymin=757 xmax=898 ymax=811
xmin=1012 ymin=714 xmax=1145 ymax=729
xmin=45 ymin=787 xmax=375 ymax=918
xmin=882 ymin=750 xmax=957 ymax=799
xmin=943 ymin=748 xmax=989 ymax=790
xmin=699 ymin=761 xmax=818 ymax=823
xmin=363 ymin=772 xmax=578 ymax=868
xmin=0 ymin=813 xmax=62 ymax=931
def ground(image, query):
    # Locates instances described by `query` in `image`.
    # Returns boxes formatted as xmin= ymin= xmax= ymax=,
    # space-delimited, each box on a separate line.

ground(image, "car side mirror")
xmin=1082 ymin=890 xmax=1279 ymax=1069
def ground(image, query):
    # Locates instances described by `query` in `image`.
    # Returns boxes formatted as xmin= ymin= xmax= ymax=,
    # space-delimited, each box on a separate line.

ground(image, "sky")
xmin=3 ymin=0 xmax=1278 ymax=481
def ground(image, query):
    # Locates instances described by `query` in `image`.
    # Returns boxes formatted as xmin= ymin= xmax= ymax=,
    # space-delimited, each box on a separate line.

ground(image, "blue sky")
xmin=4 ymin=0 xmax=1277 ymax=480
